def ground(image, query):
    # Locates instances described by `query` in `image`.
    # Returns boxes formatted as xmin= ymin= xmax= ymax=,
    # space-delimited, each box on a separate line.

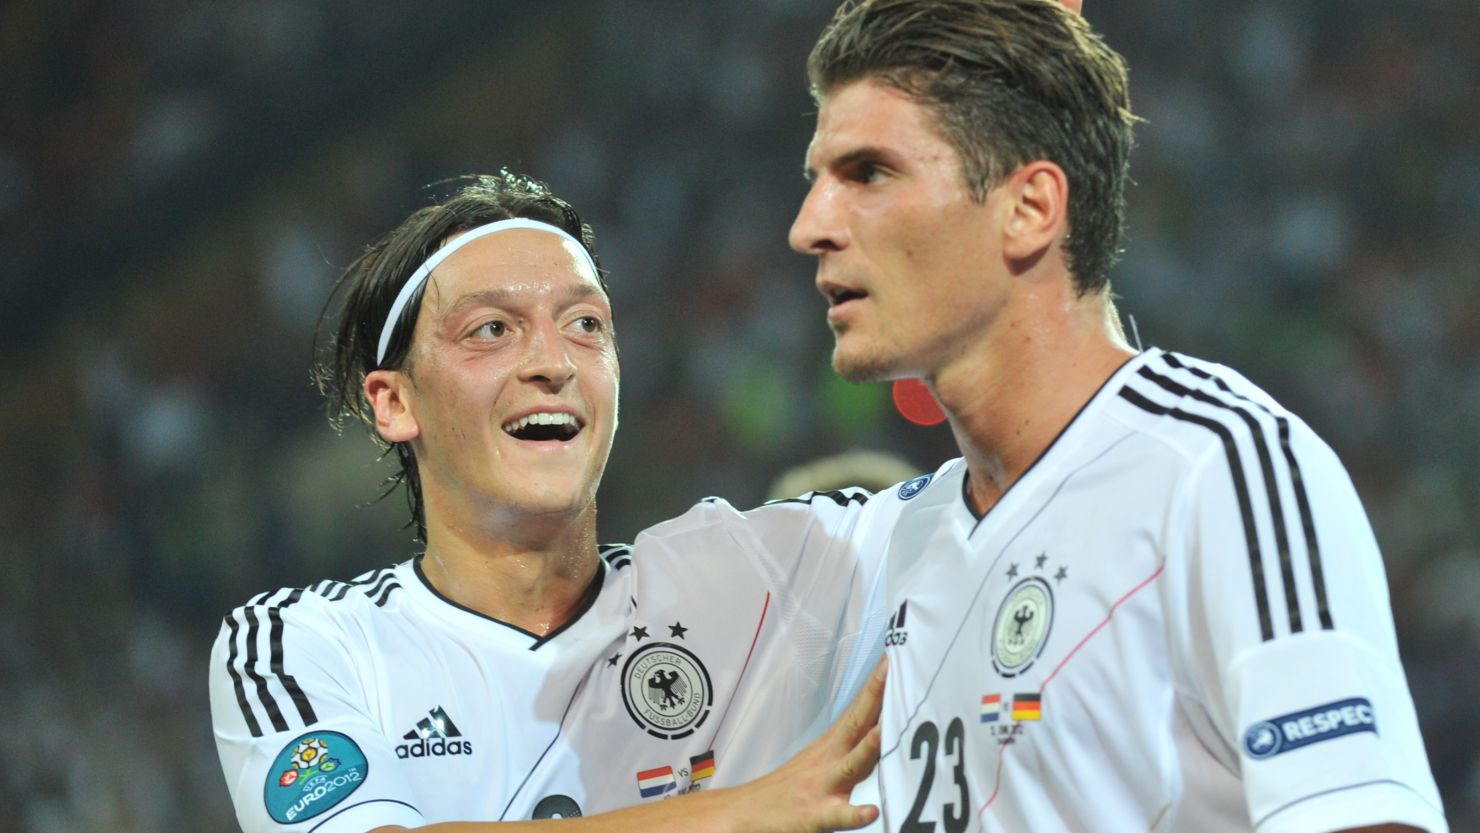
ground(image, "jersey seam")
xmin=1222 ymin=628 xmax=1395 ymax=688
xmin=1118 ymin=381 xmax=1278 ymax=641
xmin=305 ymin=797 xmax=422 ymax=833
xmin=1252 ymin=777 xmax=1442 ymax=829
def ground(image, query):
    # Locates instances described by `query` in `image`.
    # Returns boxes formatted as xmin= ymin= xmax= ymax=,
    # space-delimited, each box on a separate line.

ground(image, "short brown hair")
xmin=313 ymin=171 xmax=604 ymax=541
xmin=808 ymin=0 xmax=1137 ymax=294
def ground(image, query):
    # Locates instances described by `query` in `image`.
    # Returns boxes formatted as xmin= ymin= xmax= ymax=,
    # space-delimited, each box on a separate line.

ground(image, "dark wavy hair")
xmin=808 ymin=0 xmax=1138 ymax=294
xmin=313 ymin=171 xmax=605 ymax=542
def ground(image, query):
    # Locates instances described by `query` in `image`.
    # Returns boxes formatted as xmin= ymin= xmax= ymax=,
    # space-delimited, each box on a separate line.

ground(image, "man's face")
xmin=790 ymin=78 xmax=1011 ymax=383
xmin=393 ymin=228 xmax=618 ymax=527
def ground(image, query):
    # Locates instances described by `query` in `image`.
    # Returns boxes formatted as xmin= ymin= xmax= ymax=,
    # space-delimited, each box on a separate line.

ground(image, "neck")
xmin=930 ymin=282 xmax=1133 ymax=516
xmin=418 ymin=502 xmax=601 ymax=636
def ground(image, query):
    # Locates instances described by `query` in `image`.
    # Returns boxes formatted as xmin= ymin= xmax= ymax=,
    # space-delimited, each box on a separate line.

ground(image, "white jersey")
xmin=210 ymin=491 xmax=903 ymax=833
xmin=872 ymin=349 xmax=1446 ymax=833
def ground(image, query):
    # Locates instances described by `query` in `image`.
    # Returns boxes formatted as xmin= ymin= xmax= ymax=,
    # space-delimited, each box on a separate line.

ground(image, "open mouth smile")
xmin=501 ymin=412 xmax=582 ymax=442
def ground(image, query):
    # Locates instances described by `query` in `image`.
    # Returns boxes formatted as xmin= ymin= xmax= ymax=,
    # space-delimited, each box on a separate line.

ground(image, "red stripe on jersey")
xmin=979 ymin=561 xmax=1166 ymax=815
xmin=700 ymin=591 xmax=772 ymax=737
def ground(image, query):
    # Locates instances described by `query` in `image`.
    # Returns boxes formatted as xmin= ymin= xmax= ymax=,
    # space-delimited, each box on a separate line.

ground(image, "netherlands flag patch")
xmin=637 ymin=765 xmax=676 ymax=798
xmin=980 ymin=694 xmax=1002 ymax=723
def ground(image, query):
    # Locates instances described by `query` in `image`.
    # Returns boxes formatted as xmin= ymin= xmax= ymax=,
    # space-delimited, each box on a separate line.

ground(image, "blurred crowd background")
xmin=2 ymin=0 xmax=1477 ymax=830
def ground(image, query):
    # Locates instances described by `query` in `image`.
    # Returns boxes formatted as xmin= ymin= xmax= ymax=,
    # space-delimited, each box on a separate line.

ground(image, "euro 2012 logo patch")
xmin=264 ymin=731 xmax=368 ymax=823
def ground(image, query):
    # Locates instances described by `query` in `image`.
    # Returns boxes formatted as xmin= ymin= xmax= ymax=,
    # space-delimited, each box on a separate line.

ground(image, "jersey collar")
xmin=962 ymin=349 xmax=1156 ymax=527
xmin=407 ymin=554 xmax=610 ymax=650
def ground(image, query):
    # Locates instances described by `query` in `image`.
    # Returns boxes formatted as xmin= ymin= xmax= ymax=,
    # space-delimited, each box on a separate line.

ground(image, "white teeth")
xmin=502 ymin=412 xmax=578 ymax=433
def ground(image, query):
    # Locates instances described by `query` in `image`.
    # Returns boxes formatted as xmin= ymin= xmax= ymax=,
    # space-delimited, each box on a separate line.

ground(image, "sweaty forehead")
xmin=423 ymin=230 xmax=606 ymax=311
xmin=805 ymin=79 xmax=941 ymax=172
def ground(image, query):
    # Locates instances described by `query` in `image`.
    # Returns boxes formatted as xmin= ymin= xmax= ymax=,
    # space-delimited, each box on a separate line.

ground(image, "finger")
xmin=816 ymin=800 xmax=880 ymax=832
xmin=839 ymin=657 xmax=888 ymax=744
xmin=833 ymin=725 xmax=883 ymax=792
xmin=861 ymin=656 xmax=887 ymax=725
xmin=1061 ymin=0 xmax=1084 ymax=14
xmin=825 ymin=656 xmax=887 ymax=757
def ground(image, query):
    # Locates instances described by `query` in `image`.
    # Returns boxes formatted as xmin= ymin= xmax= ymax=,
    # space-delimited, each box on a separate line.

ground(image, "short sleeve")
xmin=730 ymin=486 xmax=909 ymax=722
xmin=209 ymin=589 xmax=425 ymax=833
xmin=1173 ymin=423 xmax=1447 ymax=832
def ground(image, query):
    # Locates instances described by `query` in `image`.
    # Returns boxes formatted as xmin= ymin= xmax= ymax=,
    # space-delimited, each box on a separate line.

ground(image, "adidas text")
xmin=396 ymin=738 xmax=474 ymax=759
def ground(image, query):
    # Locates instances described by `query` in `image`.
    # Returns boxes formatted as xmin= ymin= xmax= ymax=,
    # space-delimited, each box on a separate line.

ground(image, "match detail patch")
xmin=1242 ymin=697 xmax=1377 ymax=760
xmin=264 ymin=731 xmax=368 ymax=824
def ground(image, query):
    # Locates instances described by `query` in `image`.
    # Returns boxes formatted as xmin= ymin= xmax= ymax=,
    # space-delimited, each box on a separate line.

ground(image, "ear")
xmin=365 ymin=369 xmax=420 ymax=444
xmin=1001 ymin=161 xmax=1069 ymax=270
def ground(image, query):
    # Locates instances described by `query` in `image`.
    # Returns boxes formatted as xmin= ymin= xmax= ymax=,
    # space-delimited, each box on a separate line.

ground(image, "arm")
xmin=1167 ymin=398 xmax=1447 ymax=832
xmin=370 ymin=659 xmax=888 ymax=833
xmin=214 ymin=582 xmax=887 ymax=833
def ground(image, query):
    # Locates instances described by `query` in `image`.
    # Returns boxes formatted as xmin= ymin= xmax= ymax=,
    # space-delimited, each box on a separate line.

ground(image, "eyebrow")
xmin=803 ymin=145 xmax=893 ymax=182
xmin=439 ymin=282 xmax=607 ymax=321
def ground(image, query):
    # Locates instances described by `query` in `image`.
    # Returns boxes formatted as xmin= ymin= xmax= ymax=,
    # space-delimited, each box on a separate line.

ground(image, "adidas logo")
xmin=884 ymin=601 xmax=909 ymax=647
xmin=395 ymin=706 xmax=474 ymax=759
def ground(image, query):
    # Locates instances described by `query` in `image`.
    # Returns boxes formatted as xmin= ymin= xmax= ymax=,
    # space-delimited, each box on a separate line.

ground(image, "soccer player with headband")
xmin=209 ymin=170 xmax=911 ymax=833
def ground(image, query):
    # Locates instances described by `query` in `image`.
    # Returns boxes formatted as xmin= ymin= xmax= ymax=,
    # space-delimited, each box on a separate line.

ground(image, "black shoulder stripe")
xmin=372 ymin=580 xmax=402 ymax=608
xmin=226 ymin=565 xmax=404 ymax=737
xmin=268 ymin=589 xmax=319 ymax=727
xmin=323 ymin=566 xmax=393 ymax=602
xmin=224 ymin=611 xmax=263 ymax=737
xmin=1139 ymin=364 xmax=1304 ymax=635
xmin=1119 ymin=384 xmax=1275 ymax=641
xmin=600 ymin=544 xmax=633 ymax=571
xmin=1162 ymin=354 xmax=1332 ymax=630
xmin=1276 ymin=417 xmax=1332 ymax=630
xmin=349 ymin=566 xmax=396 ymax=587
xmin=241 ymin=604 xmax=290 ymax=733
xmin=362 ymin=570 xmax=397 ymax=601
xmin=768 ymin=489 xmax=871 ymax=509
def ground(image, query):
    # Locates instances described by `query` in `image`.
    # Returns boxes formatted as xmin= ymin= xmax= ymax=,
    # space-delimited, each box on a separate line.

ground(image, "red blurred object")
xmin=893 ymin=378 xmax=947 ymax=426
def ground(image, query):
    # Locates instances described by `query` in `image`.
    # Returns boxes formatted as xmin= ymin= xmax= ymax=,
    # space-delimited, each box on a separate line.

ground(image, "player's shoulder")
xmin=1110 ymin=349 xmax=1328 ymax=463
xmin=634 ymin=487 xmax=874 ymax=540
xmin=630 ymin=475 xmax=927 ymax=563
xmin=217 ymin=561 xmax=411 ymax=636
xmin=758 ymin=456 xmax=962 ymax=513
xmin=887 ymin=458 xmax=962 ymax=504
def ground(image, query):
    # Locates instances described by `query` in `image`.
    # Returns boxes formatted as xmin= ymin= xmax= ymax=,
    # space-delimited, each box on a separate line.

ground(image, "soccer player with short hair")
xmin=790 ymin=1 xmax=1447 ymax=831
xmin=209 ymin=172 xmax=908 ymax=833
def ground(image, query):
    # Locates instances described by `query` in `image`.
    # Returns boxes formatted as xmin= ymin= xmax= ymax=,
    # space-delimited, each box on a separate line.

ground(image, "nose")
xmin=789 ymin=179 xmax=847 ymax=255
xmin=518 ymin=319 xmax=576 ymax=390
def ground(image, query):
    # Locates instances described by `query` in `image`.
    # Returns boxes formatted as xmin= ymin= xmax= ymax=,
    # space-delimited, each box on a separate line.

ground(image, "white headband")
xmin=375 ymin=218 xmax=597 ymax=365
